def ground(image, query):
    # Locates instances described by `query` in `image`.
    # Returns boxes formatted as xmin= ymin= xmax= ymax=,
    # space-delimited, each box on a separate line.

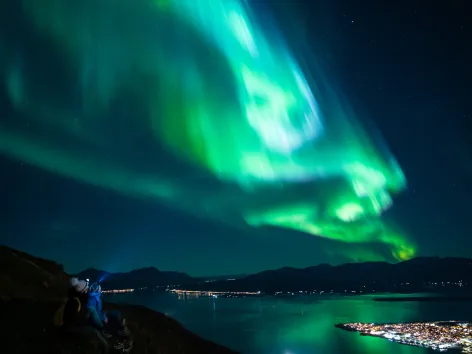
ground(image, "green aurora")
xmin=0 ymin=0 xmax=416 ymax=261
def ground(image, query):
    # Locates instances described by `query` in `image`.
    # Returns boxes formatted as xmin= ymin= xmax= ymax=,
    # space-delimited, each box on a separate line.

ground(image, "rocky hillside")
xmin=0 ymin=246 xmax=237 ymax=354
xmin=0 ymin=245 xmax=68 ymax=301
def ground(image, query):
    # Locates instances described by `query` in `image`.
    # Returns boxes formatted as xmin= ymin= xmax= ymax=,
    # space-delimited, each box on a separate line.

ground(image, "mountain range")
xmin=77 ymin=267 xmax=196 ymax=290
xmin=77 ymin=257 xmax=472 ymax=294
xmin=196 ymin=257 xmax=472 ymax=293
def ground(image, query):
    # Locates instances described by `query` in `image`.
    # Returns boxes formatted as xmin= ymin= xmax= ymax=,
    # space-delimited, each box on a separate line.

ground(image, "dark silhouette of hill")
xmin=0 ymin=245 xmax=236 ymax=354
xmin=0 ymin=245 xmax=68 ymax=301
xmin=77 ymin=267 xmax=196 ymax=290
xmin=192 ymin=257 xmax=472 ymax=293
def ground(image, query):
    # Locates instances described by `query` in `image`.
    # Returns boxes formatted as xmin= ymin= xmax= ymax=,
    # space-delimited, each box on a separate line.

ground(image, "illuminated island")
xmin=336 ymin=321 xmax=472 ymax=352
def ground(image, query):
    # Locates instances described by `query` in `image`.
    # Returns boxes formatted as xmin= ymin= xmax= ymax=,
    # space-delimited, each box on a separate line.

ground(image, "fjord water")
xmin=109 ymin=292 xmax=471 ymax=354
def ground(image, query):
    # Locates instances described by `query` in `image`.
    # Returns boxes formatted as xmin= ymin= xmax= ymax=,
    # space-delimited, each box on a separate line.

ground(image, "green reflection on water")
xmin=261 ymin=296 xmax=424 ymax=354
xmin=112 ymin=293 xmax=439 ymax=354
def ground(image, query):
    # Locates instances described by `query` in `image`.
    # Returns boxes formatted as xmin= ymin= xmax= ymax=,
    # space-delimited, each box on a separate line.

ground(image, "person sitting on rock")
xmin=87 ymin=282 xmax=107 ymax=329
xmin=87 ymin=281 xmax=133 ymax=352
xmin=55 ymin=277 xmax=109 ymax=354
xmin=62 ymin=277 xmax=90 ymax=326
xmin=54 ymin=277 xmax=89 ymax=327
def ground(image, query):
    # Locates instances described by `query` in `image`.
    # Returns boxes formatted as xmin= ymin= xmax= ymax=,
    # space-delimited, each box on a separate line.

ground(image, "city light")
xmin=102 ymin=288 xmax=134 ymax=294
xmin=169 ymin=289 xmax=261 ymax=297
xmin=338 ymin=321 xmax=472 ymax=353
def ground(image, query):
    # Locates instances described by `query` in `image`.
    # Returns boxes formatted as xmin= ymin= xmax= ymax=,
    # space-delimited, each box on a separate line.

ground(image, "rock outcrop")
xmin=0 ymin=246 xmax=237 ymax=354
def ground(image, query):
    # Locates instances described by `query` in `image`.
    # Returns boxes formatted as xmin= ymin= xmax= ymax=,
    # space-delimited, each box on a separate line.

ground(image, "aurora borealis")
xmin=0 ymin=0 xmax=418 ymax=263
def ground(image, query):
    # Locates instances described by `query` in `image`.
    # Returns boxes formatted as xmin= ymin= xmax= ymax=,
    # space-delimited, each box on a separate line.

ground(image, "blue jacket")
xmin=87 ymin=291 xmax=107 ymax=329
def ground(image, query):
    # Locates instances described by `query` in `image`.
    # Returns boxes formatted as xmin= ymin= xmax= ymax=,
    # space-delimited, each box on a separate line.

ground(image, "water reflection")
xmin=109 ymin=292 xmax=471 ymax=353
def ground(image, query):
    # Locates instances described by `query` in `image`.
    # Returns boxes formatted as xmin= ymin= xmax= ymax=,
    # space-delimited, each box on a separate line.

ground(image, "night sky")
xmin=0 ymin=0 xmax=470 ymax=276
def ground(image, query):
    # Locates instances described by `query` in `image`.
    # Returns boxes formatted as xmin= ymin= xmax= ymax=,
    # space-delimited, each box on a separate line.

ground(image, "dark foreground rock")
xmin=0 ymin=246 xmax=237 ymax=354
xmin=0 ymin=245 xmax=68 ymax=301
xmin=0 ymin=299 xmax=235 ymax=354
